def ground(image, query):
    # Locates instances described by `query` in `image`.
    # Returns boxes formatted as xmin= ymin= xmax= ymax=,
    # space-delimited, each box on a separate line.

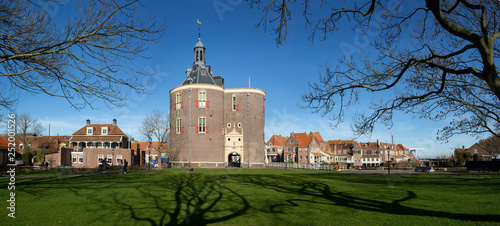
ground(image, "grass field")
xmin=1 ymin=169 xmax=499 ymax=225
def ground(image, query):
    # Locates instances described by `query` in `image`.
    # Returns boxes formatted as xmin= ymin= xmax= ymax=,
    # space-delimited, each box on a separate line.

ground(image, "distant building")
xmin=0 ymin=137 xmax=8 ymax=169
xmin=169 ymin=36 xmax=265 ymax=168
xmin=454 ymin=143 xmax=492 ymax=161
xmin=265 ymin=135 xmax=288 ymax=162
xmin=48 ymin=119 xmax=133 ymax=168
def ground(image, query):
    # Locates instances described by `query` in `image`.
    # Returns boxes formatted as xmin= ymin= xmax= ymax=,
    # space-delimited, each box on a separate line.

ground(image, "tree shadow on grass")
xmin=62 ymin=173 xmax=250 ymax=225
xmin=245 ymin=174 xmax=500 ymax=223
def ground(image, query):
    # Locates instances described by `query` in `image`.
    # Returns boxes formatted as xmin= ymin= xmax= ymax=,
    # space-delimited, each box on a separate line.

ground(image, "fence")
xmin=266 ymin=162 xmax=347 ymax=171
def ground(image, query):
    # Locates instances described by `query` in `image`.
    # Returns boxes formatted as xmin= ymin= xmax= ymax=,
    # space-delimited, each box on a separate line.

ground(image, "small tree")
xmin=21 ymin=151 xmax=32 ymax=166
xmin=37 ymin=149 xmax=46 ymax=163
xmin=16 ymin=112 xmax=43 ymax=149
xmin=139 ymin=110 xmax=180 ymax=168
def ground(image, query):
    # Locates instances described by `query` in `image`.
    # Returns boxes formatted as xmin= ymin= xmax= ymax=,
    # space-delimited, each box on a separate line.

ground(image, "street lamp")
xmin=387 ymin=147 xmax=391 ymax=176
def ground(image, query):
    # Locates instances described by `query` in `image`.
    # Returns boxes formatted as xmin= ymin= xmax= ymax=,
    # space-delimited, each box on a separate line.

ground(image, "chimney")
xmin=86 ymin=119 xmax=90 ymax=125
xmin=462 ymin=145 xmax=465 ymax=150
xmin=113 ymin=119 xmax=117 ymax=125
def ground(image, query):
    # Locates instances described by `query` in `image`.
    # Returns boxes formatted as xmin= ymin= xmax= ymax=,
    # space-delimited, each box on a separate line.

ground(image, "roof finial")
xmin=197 ymin=19 xmax=202 ymax=39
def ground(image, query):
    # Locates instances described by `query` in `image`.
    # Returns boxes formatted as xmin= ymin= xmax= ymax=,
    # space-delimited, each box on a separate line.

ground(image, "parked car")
xmin=15 ymin=159 xmax=24 ymax=166
xmin=415 ymin=166 xmax=435 ymax=172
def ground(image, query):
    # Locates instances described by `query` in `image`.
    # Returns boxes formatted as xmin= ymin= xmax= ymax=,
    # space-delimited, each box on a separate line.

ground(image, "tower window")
xmin=176 ymin=118 xmax=182 ymax=134
xmin=198 ymin=117 xmax=206 ymax=133
xmin=176 ymin=94 xmax=183 ymax=109
xmin=198 ymin=91 xmax=207 ymax=108
xmin=232 ymin=96 xmax=238 ymax=111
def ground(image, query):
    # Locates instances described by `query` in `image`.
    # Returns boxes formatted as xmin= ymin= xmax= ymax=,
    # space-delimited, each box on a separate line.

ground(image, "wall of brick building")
xmin=70 ymin=148 xmax=133 ymax=168
xmin=170 ymin=84 xmax=265 ymax=168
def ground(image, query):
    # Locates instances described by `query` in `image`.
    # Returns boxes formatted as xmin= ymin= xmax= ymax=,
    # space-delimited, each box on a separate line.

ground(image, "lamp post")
xmin=387 ymin=147 xmax=391 ymax=176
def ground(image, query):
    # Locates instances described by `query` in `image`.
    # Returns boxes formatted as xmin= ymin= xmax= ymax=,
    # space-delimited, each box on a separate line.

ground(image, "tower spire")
xmin=197 ymin=19 xmax=201 ymax=39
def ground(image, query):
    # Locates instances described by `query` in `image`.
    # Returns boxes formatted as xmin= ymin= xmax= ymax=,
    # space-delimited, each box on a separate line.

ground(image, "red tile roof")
xmin=136 ymin=141 xmax=167 ymax=151
xmin=266 ymin=135 xmax=289 ymax=146
xmin=0 ymin=137 xmax=8 ymax=148
xmin=73 ymin=124 xmax=126 ymax=136
xmin=292 ymin=133 xmax=313 ymax=147
xmin=311 ymin=132 xmax=325 ymax=144
xmin=70 ymin=136 xmax=123 ymax=142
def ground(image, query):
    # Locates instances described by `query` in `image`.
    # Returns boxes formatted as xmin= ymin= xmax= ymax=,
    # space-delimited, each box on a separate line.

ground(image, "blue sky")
xmin=3 ymin=0 xmax=485 ymax=158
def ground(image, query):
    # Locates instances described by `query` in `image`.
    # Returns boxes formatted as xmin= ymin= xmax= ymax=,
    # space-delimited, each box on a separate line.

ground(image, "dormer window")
xmin=87 ymin=127 xmax=93 ymax=135
xmin=102 ymin=127 xmax=108 ymax=135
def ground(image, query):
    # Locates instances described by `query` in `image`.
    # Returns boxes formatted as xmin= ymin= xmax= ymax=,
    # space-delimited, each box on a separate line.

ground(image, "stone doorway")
xmin=228 ymin=152 xmax=241 ymax=167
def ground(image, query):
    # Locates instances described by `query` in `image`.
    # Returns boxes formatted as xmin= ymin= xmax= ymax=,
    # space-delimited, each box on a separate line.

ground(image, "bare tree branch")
xmin=0 ymin=0 xmax=165 ymax=110
xmin=250 ymin=0 xmax=500 ymax=141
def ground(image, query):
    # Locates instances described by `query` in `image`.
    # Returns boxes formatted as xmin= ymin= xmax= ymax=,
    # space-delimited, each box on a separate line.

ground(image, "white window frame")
xmin=116 ymin=155 xmax=123 ymax=165
xmin=87 ymin=127 xmax=93 ymax=135
xmin=72 ymin=154 xmax=77 ymax=163
xmin=107 ymin=155 xmax=113 ymax=164
xmin=232 ymin=95 xmax=237 ymax=111
xmin=198 ymin=91 xmax=206 ymax=108
xmin=176 ymin=118 xmax=182 ymax=134
xmin=79 ymin=155 xmax=83 ymax=163
xmin=102 ymin=127 xmax=108 ymax=135
xmin=176 ymin=93 xmax=182 ymax=109
xmin=98 ymin=154 xmax=104 ymax=164
xmin=198 ymin=117 xmax=206 ymax=133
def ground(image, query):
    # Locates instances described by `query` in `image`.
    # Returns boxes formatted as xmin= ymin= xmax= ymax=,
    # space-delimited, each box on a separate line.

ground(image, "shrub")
xmin=37 ymin=149 xmax=46 ymax=162
xmin=447 ymin=160 xmax=454 ymax=167
xmin=22 ymin=151 xmax=32 ymax=166
xmin=473 ymin=154 xmax=479 ymax=161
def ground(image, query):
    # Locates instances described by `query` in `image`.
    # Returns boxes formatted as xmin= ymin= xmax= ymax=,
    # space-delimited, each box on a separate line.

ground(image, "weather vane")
xmin=197 ymin=19 xmax=201 ymax=38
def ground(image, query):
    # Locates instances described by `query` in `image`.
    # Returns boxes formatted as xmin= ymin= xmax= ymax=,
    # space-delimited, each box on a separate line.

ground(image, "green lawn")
xmin=1 ymin=169 xmax=499 ymax=225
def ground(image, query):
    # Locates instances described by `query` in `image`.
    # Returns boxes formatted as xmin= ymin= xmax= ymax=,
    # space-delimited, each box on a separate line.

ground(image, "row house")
xmin=328 ymin=140 xmax=355 ymax=165
xmin=131 ymin=140 xmax=167 ymax=166
xmin=328 ymin=140 xmax=418 ymax=167
xmin=282 ymin=132 xmax=329 ymax=164
xmin=265 ymin=135 xmax=288 ymax=162
xmin=10 ymin=135 xmax=70 ymax=154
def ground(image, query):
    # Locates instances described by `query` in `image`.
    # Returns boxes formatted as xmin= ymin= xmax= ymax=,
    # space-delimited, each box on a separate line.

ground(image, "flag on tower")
xmin=197 ymin=19 xmax=201 ymax=24
xmin=248 ymin=76 xmax=251 ymax=88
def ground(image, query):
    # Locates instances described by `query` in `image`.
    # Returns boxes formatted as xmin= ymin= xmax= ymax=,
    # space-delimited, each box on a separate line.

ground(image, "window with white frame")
xmin=79 ymin=155 xmax=83 ymax=163
xmin=72 ymin=154 xmax=77 ymax=163
xmin=116 ymin=155 xmax=122 ymax=165
xmin=107 ymin=155 xmax=113 ymax=164
xmin=176 ymin=93 xmax=182 ymax=109
xmin=87 ymin=127 xmax=93 ymax=135
xmin=98 ymin=154 xmax=104 ymax=164
xmin=198 ymin=117 xmax=206 ymax=133
xmin=474 ymin=148 xmax=479 ymax=153
xmin=102 ymin=127 xmax=108 ymax=135
xmin=176 ymin=118 xmax=182 ymax=134
xmin=198 ymin=91 xmax=206 ymax=108
xmin=232 ymin=95 xmax=237 ymax=111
